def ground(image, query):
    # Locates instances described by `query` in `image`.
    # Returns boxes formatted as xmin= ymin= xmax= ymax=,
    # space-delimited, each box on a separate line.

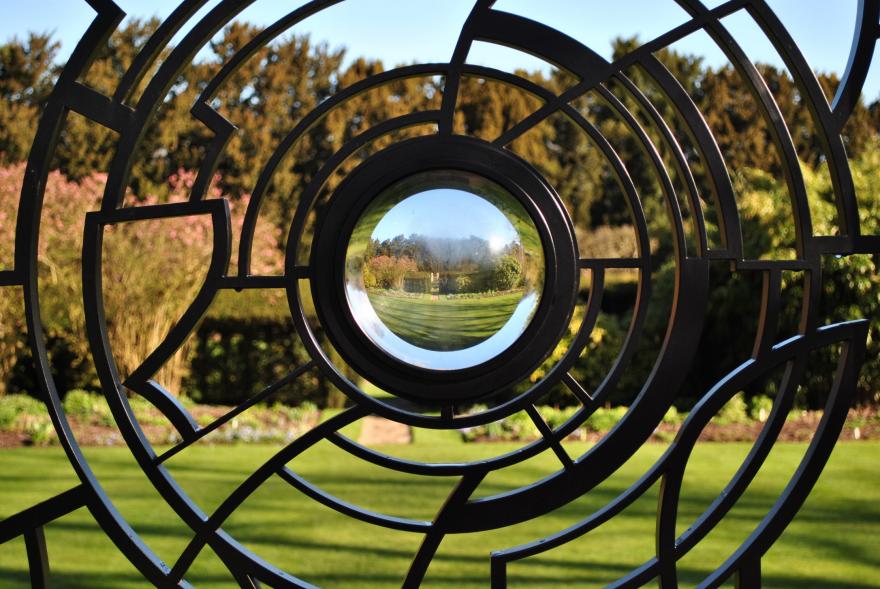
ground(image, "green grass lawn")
xmin=366 ymin=289 xmax=525 ymax=350
xmin=0 ymin=437 xmax=877 ymax=588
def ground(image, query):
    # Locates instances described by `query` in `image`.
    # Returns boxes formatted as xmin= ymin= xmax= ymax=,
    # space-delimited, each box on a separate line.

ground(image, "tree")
xmin=0 ymin=33 xmax=58 ymax=164
xmin=366 ymin=255 xmax=417 ymax=289
xmin=492 ymin=256 xmax=522 ymax=291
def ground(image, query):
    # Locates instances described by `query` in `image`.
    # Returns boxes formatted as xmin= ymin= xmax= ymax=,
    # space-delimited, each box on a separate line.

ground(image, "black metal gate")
xmin=1 ymin=1 xmax=878 ymax=587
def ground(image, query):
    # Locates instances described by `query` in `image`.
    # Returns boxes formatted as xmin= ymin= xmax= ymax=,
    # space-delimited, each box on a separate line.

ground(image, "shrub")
xmin=662 ymin=406 xmax=684 ymax=426
xmin=0 ymin=164 xmax=285 ymax=401
xmin=585 ymin=406 xmax=628 ymax=433
xmin=538 ymin=406 xmax=580 ymax=430
xmin=748 ymin=395 xmax=775 ymax=423
xmin=21 ymin=414 xmax=55 ymax=445
xmin=0 ymin=394 xmax=44 ymax=430
xmin=62 ymin=390 xmax=114 ymax=426
xmin=714 ymin=393 xmax=751 ymax=425
xmin=459 ymin=408 xmax=539 ymax=442
xmin=127 ymin=395 xmax=170 ymax=427
xmin=491 ymin=255 xmax=523 ymax=291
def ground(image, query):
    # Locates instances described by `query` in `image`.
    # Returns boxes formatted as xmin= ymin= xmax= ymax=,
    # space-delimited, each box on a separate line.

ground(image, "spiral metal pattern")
xmin=1 ymin=1 xmax=878 ymax=587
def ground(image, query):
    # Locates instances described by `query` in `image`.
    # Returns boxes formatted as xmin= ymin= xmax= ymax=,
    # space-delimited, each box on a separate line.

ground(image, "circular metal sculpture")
xmin=1 ymin=0 xmax=878 ymax=587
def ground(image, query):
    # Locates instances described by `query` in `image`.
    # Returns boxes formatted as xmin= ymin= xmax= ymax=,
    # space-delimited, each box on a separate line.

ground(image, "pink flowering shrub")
xmin=0 ymin=164 xmax=284 ymax=395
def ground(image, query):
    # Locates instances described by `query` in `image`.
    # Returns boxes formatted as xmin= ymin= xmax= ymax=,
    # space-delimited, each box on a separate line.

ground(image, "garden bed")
xmin=0 ymin=391 xmax=320 ymax=447
xmin=458 ymin=402 xmax=879 ymax=444
xmin=0 ymin=391 xmax=876 ymax=447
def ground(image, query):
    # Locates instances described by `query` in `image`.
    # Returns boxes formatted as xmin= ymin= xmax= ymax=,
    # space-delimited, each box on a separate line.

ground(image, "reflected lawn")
xmin=366 ymin=289 xmax=525 ymax=351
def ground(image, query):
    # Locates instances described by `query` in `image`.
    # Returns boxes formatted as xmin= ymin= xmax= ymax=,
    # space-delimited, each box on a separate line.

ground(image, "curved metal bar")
xmin=198 ymin=0 xmax=345 ymax=105
xmin=13 ymin=2 xmax=197 ymax=585
xmin=679 ymin=0 xmax=814 ymax=255
xmin=639 ymin=56 xmax=744 ymax=259
xmin=490 ymin=0 xmax=748 ymax=149
xmin=238 ymin=63 xmax=449 ymax=276
xmin=100 ymin=0 xmax=260 ymax=211
xmin=653 ymin=354 xmax=804 ymax=585
xmin=189 ymin=0 xmax=346 ymax=203
xmin=168 ymin=406 xmax=368 ymax=585
xmin=674 ymin=358 xmax=804 ymax=555
xmin=467 ymin=8 xmax=607 ymax=80
xmin=126 ymin=379 xmax=199 ymax=441
xmin=831 ymin=0 xmax=880 ymax=129
xmin=614 ymin=73 xmax=709 ymax=257
xmin=101 ymin=201 xmax=232 ymax=385
xmin=746 ymin=0 xmax=861 ymax=238
xmin=113 ymin=0 xmax=212 ymax=104
xmin=610 ymin=319 xmax=868 ymax=587
xmin=156 ymin=361 xmax=317 ymax=464
xmin=490 ymin=450 xmax=667 ymax=572
xmin=596 ymin=84 xmax=690 ymax=259
xmin=493 ymin=320 xmax=862 ymax=586
xmin=493 ymin=319 xmax=803 ymax=571
xmin=189 ymin=105 xmax=237 ymax=203
xmin=277 ymin=467 xmax=432 ymax=533
xmin=699 ymin=321 xmax=868 ymax=587
xmin=284 ymin=111 xmax=441 ymax=265
xmin=438 ymin=0 xmax=496 ymax=135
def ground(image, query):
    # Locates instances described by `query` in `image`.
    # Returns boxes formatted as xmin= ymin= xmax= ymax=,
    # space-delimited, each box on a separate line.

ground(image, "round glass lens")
xmin=344 ymin=170 xmax=545 ymax=370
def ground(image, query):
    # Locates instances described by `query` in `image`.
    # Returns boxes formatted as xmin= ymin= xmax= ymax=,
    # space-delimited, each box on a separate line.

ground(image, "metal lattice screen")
xmin=1 ymin=1 xmax=878 ymax=587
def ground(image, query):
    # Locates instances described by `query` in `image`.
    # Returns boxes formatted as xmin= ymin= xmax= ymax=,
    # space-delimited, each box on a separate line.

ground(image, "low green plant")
xmin=19 ymin=414 xmax=55 ymax=445
xmin=748 ymin=395 xmax=775 ymax=423
xmin=714 ymin=393 xmax=751 ymax=425
xmin=270 ymin=401 xmax=319 ymax=424
xmin=662 ymin=406 xmax=684 ymax=426
xmin=585 ymin=406 xmax=629 ymax=433
xmin=127 ymin=395 xmax=172 ymax=427
xmin=0 ymin=394 xmax=45 ymax=430
xmin=538 ymin=406 xmax=580 ymax=430
xmin=459 ymin=409 xmax=538 ymax=442
xmin=62 ymin=390 xmax=114 ymax=426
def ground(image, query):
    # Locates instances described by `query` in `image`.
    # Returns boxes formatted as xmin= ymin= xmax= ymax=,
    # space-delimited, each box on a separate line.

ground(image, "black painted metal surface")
xmin=1 ymin=1 xmax=878 ymax=587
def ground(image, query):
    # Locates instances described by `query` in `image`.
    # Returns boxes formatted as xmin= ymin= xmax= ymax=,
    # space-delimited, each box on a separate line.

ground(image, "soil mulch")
xmin=662 ymin=407 xmax=878 ymax=443
xmin=0 ymin=403 xmax=319 ymax=448
xmin=0 ymin=431 xmax=28 ymax=447
xmin=468 ymin=408 xmax=879 ymax=444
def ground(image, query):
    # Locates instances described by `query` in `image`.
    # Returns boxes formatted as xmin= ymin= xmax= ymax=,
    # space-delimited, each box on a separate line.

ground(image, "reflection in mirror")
xmin=345 ymin=170 xmax=545 ymax=370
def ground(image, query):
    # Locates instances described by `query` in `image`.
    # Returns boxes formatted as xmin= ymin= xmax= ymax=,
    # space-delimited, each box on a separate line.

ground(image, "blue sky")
xmin=3 ymin=0 xmax=878 ymax=100
xmin=371 ymin=189 xmax=519 ymax=246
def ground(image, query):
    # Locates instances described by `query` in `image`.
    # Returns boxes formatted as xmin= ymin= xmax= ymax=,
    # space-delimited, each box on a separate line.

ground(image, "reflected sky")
xmin=372 ymin=189 xmax=520 ymax=245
